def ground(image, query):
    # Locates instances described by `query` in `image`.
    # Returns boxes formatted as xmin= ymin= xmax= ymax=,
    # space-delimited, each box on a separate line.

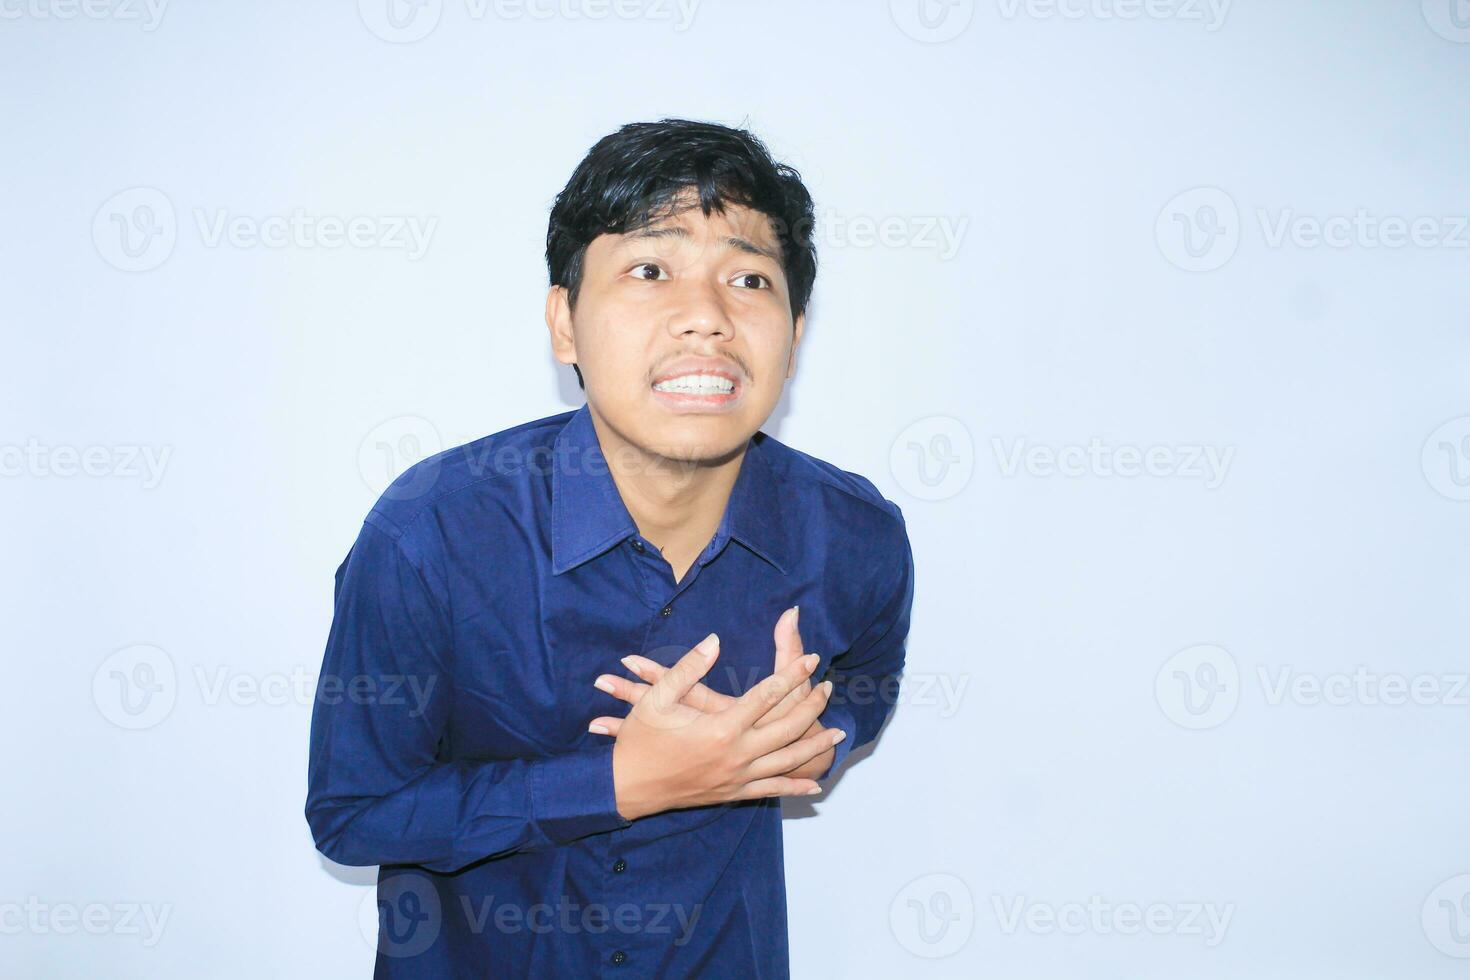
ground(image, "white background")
xmin=4 ymin=0 xmax=1470 ymax=976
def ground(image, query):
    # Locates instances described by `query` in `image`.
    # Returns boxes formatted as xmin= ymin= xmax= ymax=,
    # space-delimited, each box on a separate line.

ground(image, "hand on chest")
xmin=447 ymin=557 xmax=859 ymax=760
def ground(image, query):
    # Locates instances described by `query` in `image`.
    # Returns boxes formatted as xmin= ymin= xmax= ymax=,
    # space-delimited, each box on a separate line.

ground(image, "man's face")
xmin=547 ymin=192 xmax=805 ymax=464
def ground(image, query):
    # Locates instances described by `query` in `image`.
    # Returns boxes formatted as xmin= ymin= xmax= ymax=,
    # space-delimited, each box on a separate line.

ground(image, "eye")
xmin=731 ymin=272 xmax=772 ymax=290
xmin=630 ymin=262 xmax=669 ymax=281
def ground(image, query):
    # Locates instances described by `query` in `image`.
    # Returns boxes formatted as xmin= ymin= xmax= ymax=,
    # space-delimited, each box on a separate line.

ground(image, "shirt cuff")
xmin=816 ymin=703 xmax=856 ymax=781
xmin=529 ymin=741 xmax=632 ymax=844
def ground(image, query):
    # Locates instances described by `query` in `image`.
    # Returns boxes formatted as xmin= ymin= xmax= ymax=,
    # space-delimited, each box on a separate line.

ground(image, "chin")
xmin=643 ymin=417 xmax=752 ymax=464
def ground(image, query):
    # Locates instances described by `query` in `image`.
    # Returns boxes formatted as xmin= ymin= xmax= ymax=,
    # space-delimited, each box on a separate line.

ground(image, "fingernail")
xmin=830 ymin=728 xmax=845 ymax=745
xmin=803 ymin=653 xmax=819 ymax=671
xmin=588 ymin=723 xmax=610 ymax=735
xmin=594 ymin=677 xmax=615 ymax=694
xmin=804 ymin=785 xmax=822 ymax=795
xmin=619 ymin=655 xmax=637 ymax=671
xmin=702 ymin=633 xmax=719 ymax=658
xmin=792 ymin=605 xmax=800 ymax=628
xmin=822 ymin=680 xmax=834 ymax=696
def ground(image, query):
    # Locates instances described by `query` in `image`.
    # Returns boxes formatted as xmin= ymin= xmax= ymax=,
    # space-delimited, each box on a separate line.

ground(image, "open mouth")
xmin=650 ymin=372 xmax=743 ymax=411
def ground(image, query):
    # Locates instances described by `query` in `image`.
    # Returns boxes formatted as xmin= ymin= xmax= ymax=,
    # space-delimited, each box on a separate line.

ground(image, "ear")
xmin=785 ymin=311 xmax=805 ymax=380
xmin=546 ymin=285 xmax=577 ymax=366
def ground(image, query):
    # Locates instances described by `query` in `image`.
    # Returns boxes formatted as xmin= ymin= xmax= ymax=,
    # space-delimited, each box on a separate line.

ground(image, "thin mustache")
xmin=650 ymin=353 xmax=751 ymax=383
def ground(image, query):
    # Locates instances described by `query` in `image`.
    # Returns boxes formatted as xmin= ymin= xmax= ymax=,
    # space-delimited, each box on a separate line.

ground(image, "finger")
xmin=748 ymin=680 xmax=833 ymax=756
xmin=731 ymin=652 xmax=821 ymax=728
xmin=586 ymin=717 xmax=624 ymax=737
xmin=745 ymin=725 xmax=844 ymax=780
xmin=772 ymin=605 xmax=804 ymax=673
xmin=756 ymin=677 xmax=811 ymax=728
xmin=593 ymin=673 xmax=649 ymax=707
xmin=731 ymin=775 xmax=822 ymax=801
xmin=760 ymin=607 xmax=809 ymax=726
xmin=648 ymin=633 xmax=720 ymax=711
xmin=622 ymin=655 xmax=735 ymax=714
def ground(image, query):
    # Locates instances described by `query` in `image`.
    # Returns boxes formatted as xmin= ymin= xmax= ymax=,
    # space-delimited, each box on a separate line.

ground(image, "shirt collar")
xmin=550 ymin=403 xmax=791 ymax=577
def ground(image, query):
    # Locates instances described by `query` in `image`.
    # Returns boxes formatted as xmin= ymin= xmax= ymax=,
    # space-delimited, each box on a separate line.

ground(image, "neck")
xmin=586 ymin=407 xmax=747 ymax=573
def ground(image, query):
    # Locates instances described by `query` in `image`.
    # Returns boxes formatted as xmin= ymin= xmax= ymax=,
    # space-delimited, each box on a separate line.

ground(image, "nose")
xmin=664 ymin=277 xmax=734 ymax=342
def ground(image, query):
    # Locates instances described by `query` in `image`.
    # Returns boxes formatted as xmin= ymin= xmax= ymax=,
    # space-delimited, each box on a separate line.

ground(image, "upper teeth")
xmin=654 ymin=373 xmax=734 ymax=394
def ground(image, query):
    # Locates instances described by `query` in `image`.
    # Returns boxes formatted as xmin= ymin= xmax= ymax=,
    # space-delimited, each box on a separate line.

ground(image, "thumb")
xmin=772 ymin=605 xmax=804 ymax=672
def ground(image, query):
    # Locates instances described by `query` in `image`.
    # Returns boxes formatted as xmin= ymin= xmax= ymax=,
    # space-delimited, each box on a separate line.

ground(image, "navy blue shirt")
xmin=306 ymin=403 xmax=915 ymax=978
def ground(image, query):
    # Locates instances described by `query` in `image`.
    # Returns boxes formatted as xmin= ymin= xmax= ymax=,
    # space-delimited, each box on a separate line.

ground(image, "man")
xmin=306 ymin=118 xmax=916 ymax=978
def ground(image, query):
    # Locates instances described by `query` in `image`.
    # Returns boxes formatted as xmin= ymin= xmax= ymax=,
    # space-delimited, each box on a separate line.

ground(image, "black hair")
xmin=546 ymin=118 xmax=818 ymax=390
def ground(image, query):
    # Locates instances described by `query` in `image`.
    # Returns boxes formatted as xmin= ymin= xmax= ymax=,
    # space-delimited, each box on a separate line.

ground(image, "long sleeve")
xmin=815 ymin=506 xmax=915 ymax=780
xmin=304 ymin=516 xmax=630 ymax=873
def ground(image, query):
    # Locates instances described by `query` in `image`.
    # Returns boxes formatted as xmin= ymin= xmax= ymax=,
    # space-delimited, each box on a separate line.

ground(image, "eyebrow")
xmin=622 ymin=225 xmax=781 ymax=263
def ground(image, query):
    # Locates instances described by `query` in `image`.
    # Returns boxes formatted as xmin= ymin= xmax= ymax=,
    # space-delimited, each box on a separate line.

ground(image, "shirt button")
xmin=611 ymin=950 xmax=628 ymax=965
xmin=612 ymin=858 xmax=627 ymax=873
xmin=660 ymin=605 xmax=673 ymax=617
xmin=630 ymin=539 xmax=644 ymax=553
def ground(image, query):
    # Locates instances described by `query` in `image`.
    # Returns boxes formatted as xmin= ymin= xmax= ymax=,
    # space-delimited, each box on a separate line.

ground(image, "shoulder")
xmin=757 ymin=430 xmax=904 ymax=523
xmin=362 ymin=409 xmax=573 ymax=545
xmin=755 ymin=431 xmax=910 ymax=583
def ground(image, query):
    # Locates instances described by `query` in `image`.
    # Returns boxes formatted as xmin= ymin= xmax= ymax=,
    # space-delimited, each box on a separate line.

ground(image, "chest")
xmin=441 ymin=540 xmax=866 ymax=761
